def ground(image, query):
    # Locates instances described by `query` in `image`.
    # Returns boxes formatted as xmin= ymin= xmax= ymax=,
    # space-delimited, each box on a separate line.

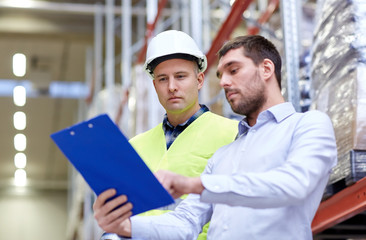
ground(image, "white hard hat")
xmin=143 ymin=30 xmax=207 ymax=79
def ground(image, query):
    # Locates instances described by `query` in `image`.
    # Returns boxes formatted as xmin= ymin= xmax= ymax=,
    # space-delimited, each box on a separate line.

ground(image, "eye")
xmin=176 ymin=74 xmax=186 ymax=79
xmin=230 ymin=68 xmax=238 ymax=74
xmin=157 ymin=76 xmax=167 ymax=81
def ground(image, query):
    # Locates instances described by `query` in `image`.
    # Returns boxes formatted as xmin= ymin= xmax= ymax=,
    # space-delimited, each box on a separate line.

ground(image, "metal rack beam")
xmin=312 ymin=177 xmax=366 ymax=234
xmin=205 ymin=0 xmax=254 ymax=72
xmin=280 ymin=0 xmax=301 ymax=111
xmin=247 ymin=0 xmax=279 ymax=35
xmin=136 ymin=0 xmax=168 ymax=64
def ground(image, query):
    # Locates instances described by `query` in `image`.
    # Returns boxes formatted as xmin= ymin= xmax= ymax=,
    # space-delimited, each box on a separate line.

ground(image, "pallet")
xmin=323 ymin=150 xmax=366 ymax=199
xmin=345 ymin=150 xmax=366 ymax=185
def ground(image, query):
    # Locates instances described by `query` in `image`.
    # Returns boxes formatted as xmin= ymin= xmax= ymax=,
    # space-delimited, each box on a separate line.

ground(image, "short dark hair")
xmin=218 ymin=35 xmax=282 ymax=89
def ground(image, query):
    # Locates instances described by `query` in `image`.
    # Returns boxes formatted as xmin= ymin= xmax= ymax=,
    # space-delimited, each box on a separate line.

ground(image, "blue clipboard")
xmin=50 ymin=114 xmax=174 ymax=215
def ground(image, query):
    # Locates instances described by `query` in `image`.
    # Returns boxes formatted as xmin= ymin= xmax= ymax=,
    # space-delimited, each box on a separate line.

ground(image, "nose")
xmin=168 ymin=78 xmax=177 ymax=92
xmin=219 ymin=74 xmax=231 ymax=88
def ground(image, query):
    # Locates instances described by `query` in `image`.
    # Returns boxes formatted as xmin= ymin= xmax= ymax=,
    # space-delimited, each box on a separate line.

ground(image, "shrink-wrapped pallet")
xmin=311 ymin=0 xmax=366 ymax=185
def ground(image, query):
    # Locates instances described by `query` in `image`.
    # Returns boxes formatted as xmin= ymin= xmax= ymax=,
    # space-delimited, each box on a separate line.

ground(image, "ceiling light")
xmin=14 ymin=133 xmax=26 ymax=151
xmin=12 ymin=53 xmax=27 ymax=77
xmin=14 ymin=153 xmax=27 ymax=169
xmin=14 ymin=169 xmax=27 ymax=186
xmin=2 ymin=0 xmax=35 ymax=8
xmin=13 ymin=85 xmax=26 ymax=106
xmin=14 ymin=111 xmax=26 ymax=130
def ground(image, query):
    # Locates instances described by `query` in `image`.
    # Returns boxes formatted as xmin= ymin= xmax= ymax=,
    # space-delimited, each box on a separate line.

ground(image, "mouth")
xmin=225 ymin=90 xmax=237 ymax=101
xmin=168 ymin=96 xmax=182 ymax=101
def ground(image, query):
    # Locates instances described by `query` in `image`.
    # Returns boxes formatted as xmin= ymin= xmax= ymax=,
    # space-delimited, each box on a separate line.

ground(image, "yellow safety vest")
xmin=129 ymin=111 xmax=238 ymax=240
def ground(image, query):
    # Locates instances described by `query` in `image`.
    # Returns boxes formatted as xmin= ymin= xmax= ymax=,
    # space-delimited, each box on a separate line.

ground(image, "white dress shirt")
xmin=131 ymin=102 xmax=337 ymax=240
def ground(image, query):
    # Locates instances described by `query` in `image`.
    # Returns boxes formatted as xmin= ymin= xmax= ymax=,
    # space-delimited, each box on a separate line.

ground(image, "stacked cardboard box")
xmin=311 ymin=0 xmax=366 ymax=185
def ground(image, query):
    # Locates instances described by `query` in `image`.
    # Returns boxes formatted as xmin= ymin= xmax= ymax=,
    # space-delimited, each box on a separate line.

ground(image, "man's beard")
xmin=227 ymin=73 xmax=267 ymax=116
xmin=230 ymin=90 xmax=266 ymax=116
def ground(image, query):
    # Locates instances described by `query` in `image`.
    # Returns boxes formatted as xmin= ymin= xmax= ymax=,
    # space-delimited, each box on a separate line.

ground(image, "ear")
xmin=152 ymin=79 xmax=157 ymax=89
xmin=262 ymin=58 xmax=275 ymax=81
xmin=197 ymin=72 xmax=205 ymax=90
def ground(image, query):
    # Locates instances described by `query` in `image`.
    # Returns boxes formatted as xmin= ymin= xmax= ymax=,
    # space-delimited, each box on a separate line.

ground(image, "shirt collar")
xmin=162 ymin=104 xmax=209 ymax=131
xmin=266 ymin=102 xmax=296 ymax=123
xmin=238 ymin=102 xmax=296 ymax=135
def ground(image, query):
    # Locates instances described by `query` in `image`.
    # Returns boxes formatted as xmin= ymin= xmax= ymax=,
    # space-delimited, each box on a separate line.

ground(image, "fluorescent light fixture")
xmin=14 ymin=152 xmax=27 ymax=169
xmin=13 ymin=85 xmax=26 ymax=106
xmin=2 ymin=0 xmax=35 ymax=8
xmin=12 ymin=53 xmax=27 ymax=77
xmin=13 ymin=111 xmax=26 ymax=130
xmin=14 ymin=133 xmax=26 ymax=151
xmin=14 ymin=169 xmax=27 ymax=186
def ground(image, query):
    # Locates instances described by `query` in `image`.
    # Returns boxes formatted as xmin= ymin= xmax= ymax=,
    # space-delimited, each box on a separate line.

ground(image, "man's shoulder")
xmin=297 ymin=110 xmax=332 ymax=124
xmin=289 ymin=110 xmax=334 ymax=135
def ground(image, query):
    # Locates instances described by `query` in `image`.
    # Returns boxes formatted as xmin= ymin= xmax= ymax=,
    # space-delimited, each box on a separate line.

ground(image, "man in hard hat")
xmin=94 ymin=35 xmax=337 ymax=239
xmin=99 ymin=30 xmax=238 ymax=240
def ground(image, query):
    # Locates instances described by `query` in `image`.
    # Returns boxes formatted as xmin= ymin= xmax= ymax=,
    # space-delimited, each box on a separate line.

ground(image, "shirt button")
xmin=251 ymin=129 xmax=256 ymax=133
xmin=223 ymin=225 xmax=228 ymax=230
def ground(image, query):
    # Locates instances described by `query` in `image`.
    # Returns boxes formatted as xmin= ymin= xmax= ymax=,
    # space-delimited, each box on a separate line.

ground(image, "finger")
xmin=102 ymin=195 xmax=129 ymax=215
xmin=103 ymin=211 xmax=133 ymax=234
xmin=106 ymin=202 xmax=133 ymax=223
xmin=93 ymin=189 xmax=116 ymax=209
xmin=158 ymin=174 xmax=172 ymax=190
xmin=160 ymin=179 xmax=169 ymax=190
xmin=94 ymin=194 xmax=128 ymax=223
xmin=95 ymin=196 xmax=130 ymax=228
xmin=154 ymin=170 xmax=165 ymax=182
xmin=102 ymin=202 xmax=133 ymax=226
xmin=171 ymin=191 xmax=182 ymax=199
